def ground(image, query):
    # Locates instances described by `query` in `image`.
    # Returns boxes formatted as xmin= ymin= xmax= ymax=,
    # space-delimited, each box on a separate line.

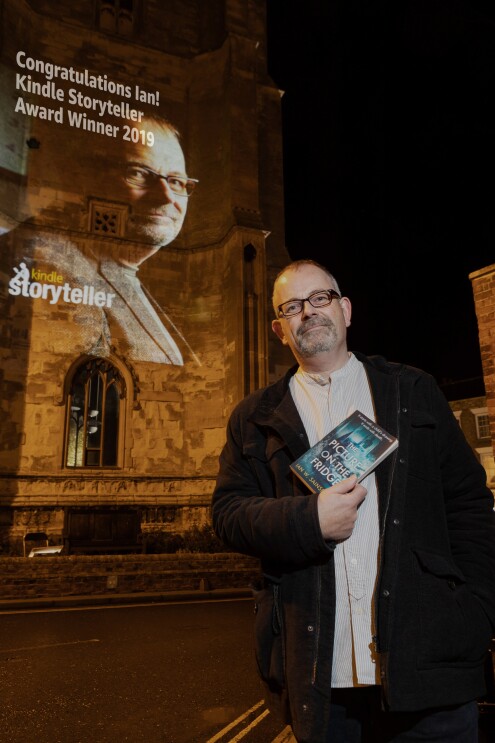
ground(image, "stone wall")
xmin=0 ymin=553 xmax=261 ymax=600
xmin=0 ymin=0 xmax=292 ymax=551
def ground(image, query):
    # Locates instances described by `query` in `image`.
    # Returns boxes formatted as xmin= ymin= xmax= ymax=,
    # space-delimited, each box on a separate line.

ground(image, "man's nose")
xmin=301 ymin=298 xmax=318 ymax=318
xmin=154 ymin=176 xmax=176 ymax=202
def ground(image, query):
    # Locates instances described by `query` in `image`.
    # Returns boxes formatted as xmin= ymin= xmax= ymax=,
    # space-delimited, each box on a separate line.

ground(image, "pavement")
xmin=0 ymin=586 xmax=253 ymax=612
xmin=6 ymin=591 xmax=491 ymax=742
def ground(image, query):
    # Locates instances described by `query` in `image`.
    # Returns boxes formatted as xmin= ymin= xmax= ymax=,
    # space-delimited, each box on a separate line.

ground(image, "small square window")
xmin=476 ymin=413 xmax=491 ymax=439
xmin=89 ymin=200 xmax=127 ymax=236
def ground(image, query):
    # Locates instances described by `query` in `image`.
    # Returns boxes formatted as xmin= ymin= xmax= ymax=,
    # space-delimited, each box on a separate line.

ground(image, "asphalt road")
xmin=0 ymin=598 xmax=288 ymax=743
xmin=1 ymin=596 xmax=493 ymax=743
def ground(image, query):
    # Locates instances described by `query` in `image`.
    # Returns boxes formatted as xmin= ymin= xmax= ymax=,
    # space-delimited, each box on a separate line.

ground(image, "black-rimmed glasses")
xmin=124 ymin=164 xmax=198 ymax=197
xmin=277 ymin=289 xmax=341 ymax=318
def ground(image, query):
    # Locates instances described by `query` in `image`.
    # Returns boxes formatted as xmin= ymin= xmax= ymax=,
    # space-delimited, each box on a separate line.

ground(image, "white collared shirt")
xmin=290 ymin=353 xmax=380 ymax=686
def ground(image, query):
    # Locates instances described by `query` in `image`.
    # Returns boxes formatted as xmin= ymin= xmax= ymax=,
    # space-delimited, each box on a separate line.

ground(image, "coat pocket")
xmin=253 ymin=582 xmax=285 ymax=691
xmin=413 ymin=548 xmax=492 ymax=668
xmin=408 ymin=411 xmax=439 ymax=481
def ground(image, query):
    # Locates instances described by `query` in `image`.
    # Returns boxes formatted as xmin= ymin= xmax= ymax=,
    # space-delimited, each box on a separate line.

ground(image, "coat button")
xmin=448 ymin=580 xmax=456 ymax=591
xmin=393 ymin=518 xmax=400 ymax=526
xmin=399 ymin=458 xmax=406 ymax=464
xmin=382 ymin=589 xmax=390 ymax=597
xmin=401 ymin=407 xmax=408 ymax=413
xmin=307 ymin=624 xmax=314 ymax=633
xmin=302 ymin=704 xmax=309 ymax=712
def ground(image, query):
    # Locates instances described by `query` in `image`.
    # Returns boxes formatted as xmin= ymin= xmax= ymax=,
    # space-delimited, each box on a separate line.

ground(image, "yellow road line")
xmin=205 ymin=700 xmax=265 ymax=743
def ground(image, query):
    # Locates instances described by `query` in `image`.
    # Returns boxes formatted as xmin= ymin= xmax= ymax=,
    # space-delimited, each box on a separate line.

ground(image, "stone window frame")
xmin=64 ymin=357 xmax=126 ymax=469
xmin=88 ymin=199 xmax=128 ymax=237
xmin=96 ymin=0 xmax=138 ymax=37
xmin=472 ymin=406 xmax=490 ymax=439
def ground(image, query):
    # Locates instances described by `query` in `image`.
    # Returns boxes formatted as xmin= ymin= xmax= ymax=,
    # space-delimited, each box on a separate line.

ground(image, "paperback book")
xmin=290 ymin=409 xmax=398 ymax=493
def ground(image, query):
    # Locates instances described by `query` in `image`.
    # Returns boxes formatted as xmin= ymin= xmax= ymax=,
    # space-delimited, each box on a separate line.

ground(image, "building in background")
xmin=0 ymin=0 xmax=291 ymax=553
xmin=468 ymin=263 xmax=495 ymax=498
xmin=450 ymin=396 xmax=495 ymax=495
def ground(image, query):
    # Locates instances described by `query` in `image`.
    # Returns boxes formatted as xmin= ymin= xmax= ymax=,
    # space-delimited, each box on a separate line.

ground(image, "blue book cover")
xmin=290 ymin=409 xmax=398 ymax=493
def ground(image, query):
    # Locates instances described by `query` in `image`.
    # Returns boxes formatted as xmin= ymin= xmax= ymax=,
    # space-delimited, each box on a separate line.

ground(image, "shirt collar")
xmin=296 ymin=352 xmax=357 ymax=386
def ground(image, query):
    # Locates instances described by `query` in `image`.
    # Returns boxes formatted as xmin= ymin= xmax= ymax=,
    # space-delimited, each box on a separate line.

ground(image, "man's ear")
xmin=272 ymin=318 xmax=288 ymax=345
xmin=340 ymin=297 xmax=352 ymax=328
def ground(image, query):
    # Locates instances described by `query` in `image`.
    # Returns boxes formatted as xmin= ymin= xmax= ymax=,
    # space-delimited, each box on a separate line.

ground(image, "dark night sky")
xmin=266 ymin=1 xmax=495 ymax=400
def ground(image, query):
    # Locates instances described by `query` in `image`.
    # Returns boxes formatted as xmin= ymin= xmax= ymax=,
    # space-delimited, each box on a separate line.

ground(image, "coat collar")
xmin=248 ymin=353 xmax=404 ymax=456
xmin=249 ymin=365 xmax=308 ymax=457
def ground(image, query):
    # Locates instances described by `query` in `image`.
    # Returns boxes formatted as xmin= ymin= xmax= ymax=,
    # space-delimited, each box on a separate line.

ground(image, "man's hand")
xmin=317 ymin=475 xmax=367 ymax=540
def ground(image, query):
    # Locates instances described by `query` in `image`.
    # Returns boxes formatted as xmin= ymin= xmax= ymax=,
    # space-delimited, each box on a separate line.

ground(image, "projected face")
xmin=117 ymin=121 xmax=193 ymax=247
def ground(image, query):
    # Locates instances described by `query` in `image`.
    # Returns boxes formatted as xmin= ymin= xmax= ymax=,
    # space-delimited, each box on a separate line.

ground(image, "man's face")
xmin=119 ymin=122 xmax=189 ymax=247
xmin=272 ymin=264 xmax=351 ymax=365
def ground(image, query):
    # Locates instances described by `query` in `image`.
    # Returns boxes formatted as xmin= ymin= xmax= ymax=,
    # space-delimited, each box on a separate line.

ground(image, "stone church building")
xmin=2 ymin=2 xmax=494 ymax=557
xmin=0 ymin=0 xmax=292 ymax=553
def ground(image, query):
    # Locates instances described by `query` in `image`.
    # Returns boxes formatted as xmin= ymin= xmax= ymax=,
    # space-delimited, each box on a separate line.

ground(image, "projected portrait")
xmin=2 ymin=89 xmax=198 ymax=366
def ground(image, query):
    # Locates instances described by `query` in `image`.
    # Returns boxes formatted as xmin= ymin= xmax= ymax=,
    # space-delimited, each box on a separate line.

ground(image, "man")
xmin=212 ymin=259 xmax=495 ymax=742
xmin=96 ymin=113 xmax=196 ymax=263
xmin=4 ymin=113 xmax=198 ymax=365
xmin=70 ymin=113 xmax=199 ymax=364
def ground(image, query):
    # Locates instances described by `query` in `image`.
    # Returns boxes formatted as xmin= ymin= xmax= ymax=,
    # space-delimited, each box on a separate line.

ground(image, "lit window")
xmin=476 ymin=413 xmax=490 ymax=439
xmin=65 ymin=358 xmax=124 ymax=468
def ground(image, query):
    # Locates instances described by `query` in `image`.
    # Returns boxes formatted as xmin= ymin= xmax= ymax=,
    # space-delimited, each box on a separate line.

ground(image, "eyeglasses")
xmin=277 ymin=289 xmax=341 ymax=318
xmin=124 ymin=164 xmax=198 ymax=197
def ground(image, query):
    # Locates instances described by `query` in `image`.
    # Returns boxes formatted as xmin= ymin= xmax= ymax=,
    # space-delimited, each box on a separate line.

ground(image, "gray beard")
xmin=296 ymin=318 xmax=338 ymax=357
xmin=126 ymin=214 xmax=181 ymax=247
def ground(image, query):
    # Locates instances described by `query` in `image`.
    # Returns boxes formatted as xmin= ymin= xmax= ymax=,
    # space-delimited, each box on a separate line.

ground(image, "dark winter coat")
xmin=212 ymin=353 xmax=495 ymax=743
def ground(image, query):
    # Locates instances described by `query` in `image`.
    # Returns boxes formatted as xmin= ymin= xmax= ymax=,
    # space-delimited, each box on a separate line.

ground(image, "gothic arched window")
xmin=65 ymin=359 xmax=125 ymax=468
xmin=98 ymin=0 xmax=136 ymax=36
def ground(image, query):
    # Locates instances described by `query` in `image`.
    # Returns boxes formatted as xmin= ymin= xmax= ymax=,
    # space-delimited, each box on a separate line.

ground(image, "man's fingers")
xmin=334 ymin=474 xmax=359 ymax=493
xmin=321 ymin=475 xmax=367 ymax=501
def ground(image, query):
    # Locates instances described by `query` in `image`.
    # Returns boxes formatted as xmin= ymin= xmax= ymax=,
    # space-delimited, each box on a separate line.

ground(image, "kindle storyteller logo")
xmin=8 ymin=261 xmax=115 ymax=307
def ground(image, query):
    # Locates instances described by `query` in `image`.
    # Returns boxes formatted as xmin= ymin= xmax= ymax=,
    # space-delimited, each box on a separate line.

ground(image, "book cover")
xmin=290 ymin=410 xmax=398 ymax=493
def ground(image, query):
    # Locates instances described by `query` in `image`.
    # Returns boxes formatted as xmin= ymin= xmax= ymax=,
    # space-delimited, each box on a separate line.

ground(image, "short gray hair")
xmin=272 ymin=259 xmax=341 ymax=316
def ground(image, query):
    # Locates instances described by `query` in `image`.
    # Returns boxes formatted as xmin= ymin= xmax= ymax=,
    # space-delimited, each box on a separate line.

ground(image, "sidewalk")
xmin=0 ymin=586 xmax=253 ymax=611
